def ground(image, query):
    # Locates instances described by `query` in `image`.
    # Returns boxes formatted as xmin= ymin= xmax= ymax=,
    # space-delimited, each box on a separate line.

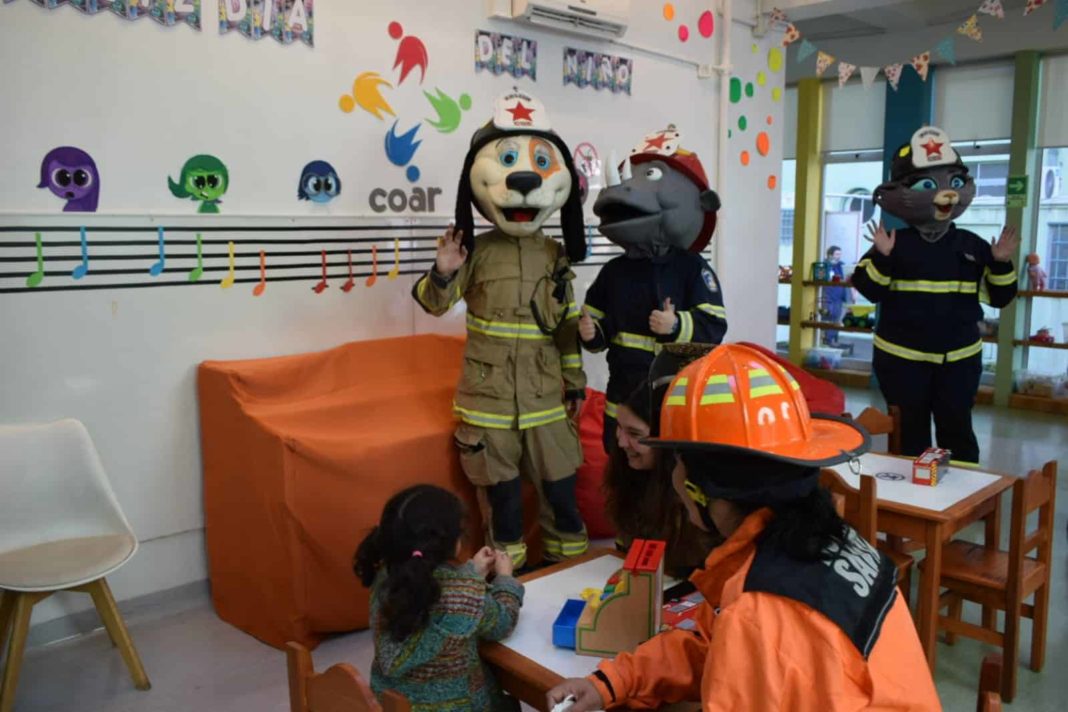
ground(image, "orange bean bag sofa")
xmin=199 ymin=334 xmax=537 ymax=650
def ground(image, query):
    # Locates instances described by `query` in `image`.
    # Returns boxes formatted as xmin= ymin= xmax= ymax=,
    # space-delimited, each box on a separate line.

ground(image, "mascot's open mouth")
xmin=501 ymin=207 xmax=540 ymax=223
xmin=934 ymin=204 xmax=954 ymax=220
xmin=596 ymin=201 xmax=658 ymax=227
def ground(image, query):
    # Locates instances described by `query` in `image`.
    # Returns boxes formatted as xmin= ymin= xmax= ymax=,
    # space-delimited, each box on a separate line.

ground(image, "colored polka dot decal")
xmin=729 ymin=77 xmax=742 ymax=103
xmin=768 ymin=175 xmax=778 ymax=190
xmin=738 ymin=116 xmax=748 ymax=131
xmin=663 ymin=3 xmax=674 ymax=20
xmin=768 ymin=47 xmax=783 ymax=73
xmin=728 ymin=129 xmax=733 ymax=138
xmin=757 ymin=71 xmax=767 ymax=86
xmin=772 ymin=87 xmax=783 ymax=102
xmin=388 ymin=21 xmax=403 ymax=39
xmin=698 ymin=10 xmax=714 ymax=37
xmin=678 ymin=25 xmax=689 ymax=41
xmin=756 ymin=132 xmax=770 ymax=157
xmin=745 ymin=82 xmax=755 ymax=98
xmin=767 ymin=115 xmax=774 ymax=125
xmin=339 ymin=95 xmax=355 ymax=113
xmin=740 ymin=151 xmax=751 ymax=166
xmin=752 ymin=43 xmax=759 ymax=53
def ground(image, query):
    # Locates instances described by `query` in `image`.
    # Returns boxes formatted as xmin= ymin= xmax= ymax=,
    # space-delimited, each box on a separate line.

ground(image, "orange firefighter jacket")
xmin=589 ymin=509 xmax=941 ymax=711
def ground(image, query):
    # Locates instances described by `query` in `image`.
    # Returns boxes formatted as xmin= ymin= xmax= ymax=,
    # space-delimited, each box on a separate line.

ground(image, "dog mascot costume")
xmin=852 ymin=126 xmax=1018 ymax=463
xmin=413 ymin=90 xmax=589 ymax=568
xmin=580 ymin=127 xmax=728 ymax=451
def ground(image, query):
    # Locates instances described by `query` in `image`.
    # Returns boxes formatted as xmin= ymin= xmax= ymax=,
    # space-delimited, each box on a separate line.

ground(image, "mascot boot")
xmin=582 ymin=126 xmax=728 ymax=451
xmin=412 ymin=89 xmax=589 ymax=567
xmin=851 ymin=126 xmax=1018 ymax=463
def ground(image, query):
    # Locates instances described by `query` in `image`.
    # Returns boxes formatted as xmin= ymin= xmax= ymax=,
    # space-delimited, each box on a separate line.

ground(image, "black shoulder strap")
xmin=743 ymin=527 xmax=898 ymax=659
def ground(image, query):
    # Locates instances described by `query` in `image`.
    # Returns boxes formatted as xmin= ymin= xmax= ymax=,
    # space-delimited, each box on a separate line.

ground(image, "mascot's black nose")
xmin=506 ymin=171 xmax=543 ymax=196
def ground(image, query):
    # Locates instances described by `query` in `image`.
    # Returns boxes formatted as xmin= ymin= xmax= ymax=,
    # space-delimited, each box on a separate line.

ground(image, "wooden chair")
xmin=933 ymin=461 xmax=1057 ymax=703
xmin=286 ymin=642 xmax=410 ymax=712
xmin=820 ymin=469 xmax=913 ymax=606
xmin=852 ymin=405 xmax=903 ymax=455
xmin=978 ymin=654 xmax=1003 ymax=712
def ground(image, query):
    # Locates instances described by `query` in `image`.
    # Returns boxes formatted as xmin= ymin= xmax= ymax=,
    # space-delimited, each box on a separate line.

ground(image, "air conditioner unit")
xmin=510 ymin=0 xmax=630 ymax=39
xmin=1043 ymin=166 xmax=1061 ymax=200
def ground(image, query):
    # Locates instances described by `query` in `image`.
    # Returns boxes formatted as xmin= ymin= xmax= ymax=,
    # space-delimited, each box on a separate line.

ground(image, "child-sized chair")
xmin=286 ymin=642 xmax=409 ymax=712
xmin=0 ymin=420 xmax=150 ymax=712
xmin=934 ymin=461 xmax=1057 ymax=703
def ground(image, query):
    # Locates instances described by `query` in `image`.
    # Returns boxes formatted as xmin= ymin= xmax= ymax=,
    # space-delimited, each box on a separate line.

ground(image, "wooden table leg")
xmin=918 ymin=522 xmax=944 ymax=671
xmin=982 ymin=493 xmax=1002 ymax=631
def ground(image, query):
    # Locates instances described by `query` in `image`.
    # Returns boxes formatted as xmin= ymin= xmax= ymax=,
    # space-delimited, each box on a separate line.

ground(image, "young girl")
xmin=354 ymin=485 xmax=524 ymax=712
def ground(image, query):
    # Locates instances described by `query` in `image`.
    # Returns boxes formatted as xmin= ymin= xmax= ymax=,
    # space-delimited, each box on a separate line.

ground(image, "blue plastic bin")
xmin=552 ymin=599 xmax=586 ymax=649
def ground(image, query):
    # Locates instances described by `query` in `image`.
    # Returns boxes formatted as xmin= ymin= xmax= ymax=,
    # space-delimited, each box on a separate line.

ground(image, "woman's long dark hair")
xmin=353 ymin=485 xmax=464 ymax=641
xmin=752 ymin=486 xmax=849 ymax=562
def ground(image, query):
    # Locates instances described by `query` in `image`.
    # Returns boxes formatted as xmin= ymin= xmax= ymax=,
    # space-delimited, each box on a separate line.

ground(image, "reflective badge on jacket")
xmin=743 ymin=527 xmax=898 ymax=659
xmin=702 ymin=269 xmax=718 ymax=292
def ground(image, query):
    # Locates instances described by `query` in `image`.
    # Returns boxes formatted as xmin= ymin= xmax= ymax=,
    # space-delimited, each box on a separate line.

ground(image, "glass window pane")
xmin=1030 ymin=148 xmax=1068 ymax=376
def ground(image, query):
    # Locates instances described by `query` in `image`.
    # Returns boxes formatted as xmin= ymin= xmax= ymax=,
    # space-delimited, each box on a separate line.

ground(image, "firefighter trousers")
xmin=454 ymin=418 xmax=587 ymax=568
xmin=873 ymin=349 xmax=982 ymax=464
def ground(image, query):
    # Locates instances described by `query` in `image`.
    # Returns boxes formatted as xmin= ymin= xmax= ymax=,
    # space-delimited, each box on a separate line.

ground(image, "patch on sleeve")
xmin=702 ymin=269 xmax=718 ymax=292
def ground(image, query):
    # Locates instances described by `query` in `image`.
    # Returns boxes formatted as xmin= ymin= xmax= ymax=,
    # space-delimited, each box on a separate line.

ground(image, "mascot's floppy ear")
xmin=700 ymin=189 xmax=721 ymax=213
xmin=557 ymin=145 xmax=588 ymax=264
xmin=453 ymin=146 xmax=480 ymax=257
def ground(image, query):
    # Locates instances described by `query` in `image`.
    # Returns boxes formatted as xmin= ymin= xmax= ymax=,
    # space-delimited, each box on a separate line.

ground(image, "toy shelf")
xmin=1017 ymin=290 xmax=1068 ymax=299
xmin=778 ymin=278 xmax=792 ymax=285
xmin=1008 ymin=393 xmax=1068 ymax=415
xmin=802 ymin=279 xmax=852 ymax=288
xmin=1013 ymin=339 xmax=1068 ymax=350
xmin=800 ymin=320 xmax=873 ymax=334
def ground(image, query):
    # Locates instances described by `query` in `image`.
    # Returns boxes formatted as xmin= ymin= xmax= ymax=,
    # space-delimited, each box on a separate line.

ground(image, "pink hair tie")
xmin=411 ymin=550 xmax=423 ymax=558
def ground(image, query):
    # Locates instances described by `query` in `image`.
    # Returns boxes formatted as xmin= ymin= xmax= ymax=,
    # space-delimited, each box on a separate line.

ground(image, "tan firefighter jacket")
xmin=413 ymin=228 xmax=586 ymax=429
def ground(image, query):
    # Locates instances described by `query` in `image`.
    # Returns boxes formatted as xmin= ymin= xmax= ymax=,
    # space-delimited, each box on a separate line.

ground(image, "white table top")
xmin=829 ymin=452 xmax=1007 ymax=513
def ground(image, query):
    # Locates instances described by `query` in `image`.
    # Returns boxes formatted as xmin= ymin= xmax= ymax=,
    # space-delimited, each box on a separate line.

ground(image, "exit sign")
xmin=1006 ymin=175 xmax=1028 ymax=209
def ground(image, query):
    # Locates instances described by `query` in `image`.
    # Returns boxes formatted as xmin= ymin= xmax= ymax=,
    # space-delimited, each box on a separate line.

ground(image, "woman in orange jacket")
xmin=547 ymin=344 xmax=941 ymax=712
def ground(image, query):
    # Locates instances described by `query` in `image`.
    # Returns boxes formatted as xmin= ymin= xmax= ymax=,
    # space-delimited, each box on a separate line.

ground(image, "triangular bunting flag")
xmin=1055 ymin=0 xmax=1068 ymax=29
xmin=1025 ymin=0 xmax=1048 ymax=16
xmin=782 ymin=23 xmax=801 ymax=46
xmin=860 ymin=66 xmax=880 ymax=89
xmin=957 ymin=14 xmax=983 ymax=41
xmin=978 ymin=0 xmax=1005 ymax=19
xmin=838 ymin=61 xmax=857 ymax=87
xmin=884 ymin=63 xmax=904 ymax=91
xmin=815 ymin=51 xmax=836 ymax=76
xmin=797 ymin=39 xmax=817 ymax=62
xmin=770 ymin=7 xmax=788 ymax=25
xmin=935 ymin=36 xmax=957 ymax=64
xmin=911 ymin=51 xmax=931 ymax=81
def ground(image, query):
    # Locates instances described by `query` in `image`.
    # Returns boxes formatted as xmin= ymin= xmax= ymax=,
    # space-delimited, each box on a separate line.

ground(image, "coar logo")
xmin=338 ymin=20 xmax=471 ymax=213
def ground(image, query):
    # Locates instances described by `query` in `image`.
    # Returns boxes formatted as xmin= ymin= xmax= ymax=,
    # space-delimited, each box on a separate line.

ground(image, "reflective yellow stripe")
xmin=949 ymin=460 xmax=980 ymax=468
xmin=750 ymin=384 xmax=785 ymax=398
xmin=466 ymin=313 xmax=550 ymax=341
xmin=695 ymin=303 xmax=728 ymax=319
xmin=675 ymin=311 xmax=694 ymax=343
xmin=604 ymin=401 xmax=619 ymax=419
xmin=684 ymin=479 xmax=709 ymax=507
xmin=748 ymin=369 xmax=784 ymax=399
xmin=561 ymin=353 xmax=582 ymax=369
xmin=561 ymin=540 xmax=589 ymax=555
xmin=890 ymin=280 xmax=978 ymax=294
xmin=612 ymin=332 xmax=657 ymax=353
xmin=453 ymin=405 xmax=516 ymax=429
xmin=666 ymin=377 xmax=689 ymax=406
xmin=946 ymin=339 xmax=983 ymax=362
xmin=563 ymin=301 xmax=581 ymax=320
xmin=517 ymin=405 xmax=567 ymax=429
xmin=858 ymin=258 xmax=890 ymax=286
xmin=699 ymin=375 xmax=734 ymax=405
xmin=545 ymin=538 xmax=589 ymax=555
xmin=873 ymin=335 xmax=945 ymax=364
xmin=503 ymin=543 xmax=528 ymax=567
xmin=585 ymin=304 xmax=606 ymax=320
xmin=984 ymin=267 xmax=1017 ymax=286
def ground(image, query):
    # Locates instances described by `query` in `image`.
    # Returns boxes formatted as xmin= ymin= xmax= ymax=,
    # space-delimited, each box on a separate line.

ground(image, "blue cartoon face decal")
xmin=298 ymin=160 xmax=342 ymax=203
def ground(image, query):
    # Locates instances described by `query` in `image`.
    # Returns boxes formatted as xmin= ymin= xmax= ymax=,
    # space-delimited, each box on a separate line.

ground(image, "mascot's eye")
xmin=193 ymin=176 xmax=207 ymax=189
xmin=499 ymin=150 xmax=519 ymax=167
xmin=207 ymin=175 xmax=220 ymax=189
xmin=533 ymin=146 xmax=553 ymax=170
xmin=52 ymin=169 xmax=72 ymax=187
xmin=73 ymin=170 xmax=92 ymax=187
xmin=909 ymin=178 xmax=938 ymax=191
xmin=644 ymin=167 xmax=664 ymax=181
xmin=304 ymin=176 xmax=321 ymax=194
xmin=324 ymin=176 xmax=337 ymax=194
xmin=950 ymin=176 xmax=966 ymax=189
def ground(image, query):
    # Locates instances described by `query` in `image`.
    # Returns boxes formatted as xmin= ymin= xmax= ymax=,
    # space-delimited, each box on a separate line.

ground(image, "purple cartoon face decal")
xmin=37 ymin=146 xmax=100 ymax=212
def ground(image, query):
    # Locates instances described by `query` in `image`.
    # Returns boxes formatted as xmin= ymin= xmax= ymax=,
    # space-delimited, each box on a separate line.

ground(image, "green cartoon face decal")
xmin=169 ymin=155 xmax=229 ymax=213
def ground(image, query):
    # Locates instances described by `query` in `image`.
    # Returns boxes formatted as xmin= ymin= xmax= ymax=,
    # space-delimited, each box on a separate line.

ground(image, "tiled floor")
xmin=5 ymin=388 xmax=1067 ymax=711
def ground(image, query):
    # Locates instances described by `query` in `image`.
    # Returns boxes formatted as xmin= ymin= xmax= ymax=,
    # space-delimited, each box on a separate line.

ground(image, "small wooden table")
xmin=829 ymin=453 xmax=1016 ymax=671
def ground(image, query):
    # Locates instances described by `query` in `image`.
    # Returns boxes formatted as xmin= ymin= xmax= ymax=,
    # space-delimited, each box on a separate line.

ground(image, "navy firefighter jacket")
xmin=851 ymin=224 xmax=1017 ymax=364
xmin=582 ymin=249 xmax=727 ymax=415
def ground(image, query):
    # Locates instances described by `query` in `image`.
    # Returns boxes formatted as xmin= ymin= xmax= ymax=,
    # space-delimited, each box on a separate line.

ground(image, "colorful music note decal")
xmin=220 ymin=241 xmax=236 ymax=289
xmin=388 ymin=238 xmax=401 ymax=280
xmin=253 ymin=250 xmax=267 ymax=297
xmin=149 ymin=226 xmax=166 ymax=276
xmin=26 ymin=232 xmax=44 ymax=288
xmin=341 ymin=249 xmax=355 ymax=292
xmin=72 ymin=226 xmax=89 ymax=280
xmin=188 ymin=233 xmax=204 ymax=282
xmin=313 ymin=249 xmax=329 ymax=293
xmin=365 ymin=244 xmax=378 ymax=287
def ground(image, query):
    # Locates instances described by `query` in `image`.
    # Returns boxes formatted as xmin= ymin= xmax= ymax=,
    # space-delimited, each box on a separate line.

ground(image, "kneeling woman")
xmin=550 ymin=344 xmax=940 ymax=712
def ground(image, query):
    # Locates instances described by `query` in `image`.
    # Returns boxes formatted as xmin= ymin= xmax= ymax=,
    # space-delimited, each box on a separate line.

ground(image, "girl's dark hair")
xmin=736 ymin=485 xmax=848 ymax=562
xmin=353 ymin=485 xmax=464 ymax=641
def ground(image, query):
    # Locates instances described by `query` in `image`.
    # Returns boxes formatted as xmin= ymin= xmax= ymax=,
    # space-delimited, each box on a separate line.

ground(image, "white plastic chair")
xmin=0 ymin=419 xmax=150 ymax=712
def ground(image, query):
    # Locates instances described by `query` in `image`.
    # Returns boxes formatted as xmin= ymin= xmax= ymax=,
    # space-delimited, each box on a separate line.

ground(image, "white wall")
xmin=0 ymin=0 xmax=783 ymax=630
